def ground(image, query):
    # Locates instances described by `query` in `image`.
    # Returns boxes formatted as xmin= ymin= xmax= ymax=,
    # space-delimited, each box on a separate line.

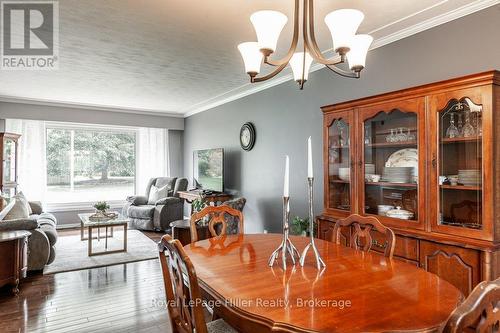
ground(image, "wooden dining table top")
xmin=184 ymin=233 xmax=463 ymax=333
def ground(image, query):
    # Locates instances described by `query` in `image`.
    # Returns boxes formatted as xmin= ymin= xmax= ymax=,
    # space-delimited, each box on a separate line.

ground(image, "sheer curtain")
xmin=136 ymin=127 xmax=169 ymax=195
xmin=6 ymin=119 xmax=47 ymax=201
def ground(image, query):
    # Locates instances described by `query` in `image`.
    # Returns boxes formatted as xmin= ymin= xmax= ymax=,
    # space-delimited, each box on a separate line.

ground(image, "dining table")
xmin=183 ymin=233 xmax=463 ymax=333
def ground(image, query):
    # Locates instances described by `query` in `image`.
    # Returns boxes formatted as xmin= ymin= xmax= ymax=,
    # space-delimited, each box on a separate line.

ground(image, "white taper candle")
xmin=284 ymin=155 xmax=289 ymax=197
xmin=307 ymin=136 xmax=313 ymax=178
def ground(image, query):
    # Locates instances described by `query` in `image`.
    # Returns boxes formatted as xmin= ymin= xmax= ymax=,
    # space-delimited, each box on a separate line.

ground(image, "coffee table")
xmin=78 ymin=213 xmax=129 ymax=256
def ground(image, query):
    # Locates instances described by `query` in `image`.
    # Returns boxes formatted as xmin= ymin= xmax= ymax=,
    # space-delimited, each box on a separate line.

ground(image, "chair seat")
xmin=206 ymin=319 xmax=238 ymax=333
xmin=127 ymin=205 xmax=155 ymax=219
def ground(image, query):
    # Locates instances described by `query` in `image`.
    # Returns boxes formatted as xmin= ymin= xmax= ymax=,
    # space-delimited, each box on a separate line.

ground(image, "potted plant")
xmin=290 ymin=216 xmax=318 ymax=237
xmin=291 ymin=216 xmax=309 ymax=236
xmin=192 ymin=197 xmax=209 ymax=225
xmin=93 ymin=201 xmax=110 ymax=216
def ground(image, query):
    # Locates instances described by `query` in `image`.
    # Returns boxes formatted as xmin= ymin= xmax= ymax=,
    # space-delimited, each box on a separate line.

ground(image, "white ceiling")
xmin=0 ymin=0 xmax=497 ymax=117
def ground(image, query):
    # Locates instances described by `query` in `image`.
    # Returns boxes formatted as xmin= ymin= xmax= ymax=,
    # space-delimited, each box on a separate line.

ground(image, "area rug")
xmin=43 ymin=230 xmax=159 ymax=274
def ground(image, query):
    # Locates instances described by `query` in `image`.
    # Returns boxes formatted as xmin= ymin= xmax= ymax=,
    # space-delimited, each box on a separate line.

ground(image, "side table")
xmin=0 ymin=231 xmax=30 ymax=294
xmin=170 ymin=219 xmax=210 ymax=246
xmin=177 ymin=190 xmax=232 ymax=215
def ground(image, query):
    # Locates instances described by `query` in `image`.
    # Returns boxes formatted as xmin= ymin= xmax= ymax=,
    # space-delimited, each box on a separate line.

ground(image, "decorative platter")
xmin=385 ymin=148 xmax=418 ymax=182
xmin=385 ymin=148 xmax=418 ymax=168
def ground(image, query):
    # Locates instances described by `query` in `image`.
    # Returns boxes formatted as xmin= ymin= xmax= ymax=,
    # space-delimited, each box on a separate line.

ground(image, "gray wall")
xmin=183 ymin=6 xmax=500 ymax=233
xmin=168 ymin=130 xmax=184 ymax=178
xmin=0 ymin=101 xmax=184 ymax=130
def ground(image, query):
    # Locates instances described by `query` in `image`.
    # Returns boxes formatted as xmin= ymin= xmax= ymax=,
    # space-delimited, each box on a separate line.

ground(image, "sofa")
xmin=122 ymin=177 xmax=188 ymax=231
xmin=0 ymin=201 xmax=58 ymax=271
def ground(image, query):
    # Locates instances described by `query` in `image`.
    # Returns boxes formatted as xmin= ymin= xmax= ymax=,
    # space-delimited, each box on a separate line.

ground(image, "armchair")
xmin=0 ymin=201 xmax=58 ymax=271
xmin=122 ymin=177 xmax=188 ymax=231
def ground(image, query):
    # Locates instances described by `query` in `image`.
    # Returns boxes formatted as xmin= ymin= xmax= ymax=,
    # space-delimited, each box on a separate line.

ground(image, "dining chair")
xmin=190 ymin=205 xmax=244 ymax=243
xmin=158 ymin=234 xmax=237 ymax=333
xmin=332 ymin=214 xmax=396 ymax=258
xmin=443 ymin=277 xmax=499 ymax=333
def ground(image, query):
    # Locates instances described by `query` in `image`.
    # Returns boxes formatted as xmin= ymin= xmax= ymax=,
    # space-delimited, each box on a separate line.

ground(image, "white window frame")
xmin=45 ymin=121 xmax=138 ymax=211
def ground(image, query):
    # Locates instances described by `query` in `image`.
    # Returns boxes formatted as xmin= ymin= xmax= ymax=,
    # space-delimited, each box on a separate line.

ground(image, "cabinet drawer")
xmin=370 ymin=232 xmax=418 ymax=261
xmin=394 ymin=256 xmax=420 ymax=267
xmin=393 ymin=235 xmax=418 ymax=261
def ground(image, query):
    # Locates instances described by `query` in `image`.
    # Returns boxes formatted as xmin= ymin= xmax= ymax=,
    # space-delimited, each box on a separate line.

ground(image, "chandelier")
xmin=237 ymin=0 xmax=373 ymax=89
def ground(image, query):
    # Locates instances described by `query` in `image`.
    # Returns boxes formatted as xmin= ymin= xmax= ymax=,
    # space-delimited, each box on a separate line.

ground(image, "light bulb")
xmin=347 ymin=34 xmax=373 ymax=71
xmin=324 ymin=9 xmax=364 ymax=54
xmin=289 ymin=52 xmax=313 ymax=83
xmin=237 ymin=42 xmax=263 ymax=75
xmin=250 ymin=10 xmax=288 ymax=55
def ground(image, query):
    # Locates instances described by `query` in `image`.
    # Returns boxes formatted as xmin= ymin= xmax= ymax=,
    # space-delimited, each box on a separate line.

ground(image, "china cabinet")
xmin=0 ymin=133 xmax=20 ymax=198
xmin=319 ymin=71 xmax=500 ymax=296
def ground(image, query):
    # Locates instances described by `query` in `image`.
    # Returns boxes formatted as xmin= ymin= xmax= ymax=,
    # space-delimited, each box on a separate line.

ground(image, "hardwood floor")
xmin=0 ymin=229 xmax=173 ymax=333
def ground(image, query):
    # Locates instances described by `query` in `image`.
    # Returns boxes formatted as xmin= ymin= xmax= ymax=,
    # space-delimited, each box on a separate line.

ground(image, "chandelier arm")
xmin=252 ymin=63 xmax=289 ymax=82
xmin=303 ymin=0 xmax=343 ymax=66
xmin=325 ymin=64 xmax=360 ymax=78
xmin=264 ymin=0 xmax=300 ymax=67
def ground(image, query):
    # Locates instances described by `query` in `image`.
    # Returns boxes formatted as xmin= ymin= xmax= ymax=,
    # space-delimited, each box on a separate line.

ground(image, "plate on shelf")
xmin=385 ymin=148 xmax=418 ymax=182
xmin=385 ymin=148 xmax=418 ymax=167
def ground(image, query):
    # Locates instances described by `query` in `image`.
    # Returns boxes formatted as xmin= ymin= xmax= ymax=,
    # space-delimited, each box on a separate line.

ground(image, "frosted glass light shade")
xmin=250 ymin=10 xmax=288 ymax=54
xmin=324 ymin=9 xmax=364 ymax=53
xmin=237 ymin=42 xmax=263 ymax=75
xmin=347 ymin=34 xmax=373 ymax=71
xmin=289 ymin=52 xmax=313 ymax=82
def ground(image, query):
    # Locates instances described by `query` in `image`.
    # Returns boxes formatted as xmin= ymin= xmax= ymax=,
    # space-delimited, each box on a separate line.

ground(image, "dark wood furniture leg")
xmin=0 ymin=232 xmax=29 ymax=295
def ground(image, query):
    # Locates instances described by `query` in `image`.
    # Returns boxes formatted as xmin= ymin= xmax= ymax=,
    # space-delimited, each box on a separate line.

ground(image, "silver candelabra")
xmin=268 ymin=196 xmax=300 ymax=270
xmin=299 ymin=177 xmax=326 ymax=269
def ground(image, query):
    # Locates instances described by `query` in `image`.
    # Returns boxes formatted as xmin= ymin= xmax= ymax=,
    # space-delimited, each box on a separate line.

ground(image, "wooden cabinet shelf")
xmin=440 ymin=184 xmax=482 ymax=191
xmin=320 ymin=70 xmax=500 ymax=297
xmin=366 ymin=181 xmax=417 ymax=188
xmin=365 ymin=141 xmax=417 ymax=148
xmin=329 ymin=179 xmax=350 ymax=184
xmin=441 ymin=136 xmax=482 ymax=144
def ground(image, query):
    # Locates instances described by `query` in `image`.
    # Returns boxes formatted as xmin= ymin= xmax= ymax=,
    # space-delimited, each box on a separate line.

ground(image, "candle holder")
xmin=300 ymin=177 xmax=326 ymax=269
xmin=268 ymin=196 xmax=300 ymax=270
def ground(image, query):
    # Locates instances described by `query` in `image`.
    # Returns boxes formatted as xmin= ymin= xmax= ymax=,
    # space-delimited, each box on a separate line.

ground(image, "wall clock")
xmin=240 ymin=122 xmax=256 ymax=151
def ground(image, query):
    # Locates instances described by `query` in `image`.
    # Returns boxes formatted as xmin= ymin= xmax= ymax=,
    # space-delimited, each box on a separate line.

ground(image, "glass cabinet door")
xmin=437 ymin=98 xmax=483 ymax=230
xmin=3 ymin=138 xmax=16 ymax=184
xmin=359 ymin=99 xmax=425 ymax=228
xmin=325 ymin=112 xmax=354 ymax=214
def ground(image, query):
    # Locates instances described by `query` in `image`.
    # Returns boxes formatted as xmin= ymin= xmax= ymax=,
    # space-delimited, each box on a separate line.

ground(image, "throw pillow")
xmin=148 ymin=185 xmax=169 ymax=205
xmin=0 ymin=196 xmax=7 ymax=211
xmin=0 ymin=200 xmax=16 ymax=221
xmin=16 ymin=191 xmax=33 ymax=215
xmin=3 ymin=198 xmax=29 ymax=220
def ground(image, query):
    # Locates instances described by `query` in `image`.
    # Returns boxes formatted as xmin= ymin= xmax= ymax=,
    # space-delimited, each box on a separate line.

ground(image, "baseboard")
xmin=56 ymin=223 xmax=80 ymax=230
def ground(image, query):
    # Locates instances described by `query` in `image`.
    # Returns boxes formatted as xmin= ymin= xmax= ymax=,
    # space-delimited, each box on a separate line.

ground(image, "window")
xmin=46 ymin=124 xmax=136 ymax=204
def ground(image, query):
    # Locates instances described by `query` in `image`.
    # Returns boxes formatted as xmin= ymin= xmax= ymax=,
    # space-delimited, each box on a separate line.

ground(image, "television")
xmin=193 ymin=148 xmax=224 ymax=192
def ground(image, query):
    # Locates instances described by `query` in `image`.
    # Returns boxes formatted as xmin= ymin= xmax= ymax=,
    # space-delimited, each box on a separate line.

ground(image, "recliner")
xmin=122 ymin=177 xmax=188 ymax=231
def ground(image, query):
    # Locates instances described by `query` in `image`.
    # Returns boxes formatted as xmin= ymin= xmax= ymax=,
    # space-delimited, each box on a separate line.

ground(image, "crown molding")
xmin=184 ymin=0 xmax=500 ymax=118
xmin=0 ymin=95 xmax=185 ymax=118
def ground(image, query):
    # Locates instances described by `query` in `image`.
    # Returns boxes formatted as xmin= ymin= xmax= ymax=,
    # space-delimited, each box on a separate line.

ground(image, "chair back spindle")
xmin=190 ymin=206 xmax=244 ymax=243
xmin=332 ymin=214 xmax=396 ymax=258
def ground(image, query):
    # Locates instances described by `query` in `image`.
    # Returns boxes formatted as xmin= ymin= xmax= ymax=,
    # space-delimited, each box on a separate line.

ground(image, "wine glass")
xmin=397 ymin=128 xmax=407 ymax=142
xmin=386 ymin=129 xmax=394 ymax=142
xmin=407 ymin=128 xmax=416 ymax=141
xmin=457 ymin=113 xmax=463 ymax=137
xmin=446 ymin=113 xmax=460 ymax=138
xmin=339 ymin=128 xmax=345 ymax=147
xmin=364 ymin=127 xmax=371 ymax=144
xmin=462 ymin=111 xmax=475 ymax=137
